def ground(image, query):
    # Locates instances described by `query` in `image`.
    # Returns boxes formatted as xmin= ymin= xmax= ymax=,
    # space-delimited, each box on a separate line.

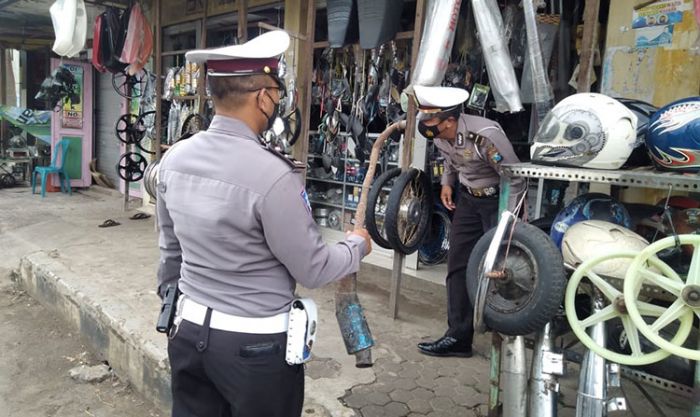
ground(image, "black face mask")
xmin=260 ymin=91 xmax=280 ymax=132
xmin=418 ymin=120 xmax=443 ymax=139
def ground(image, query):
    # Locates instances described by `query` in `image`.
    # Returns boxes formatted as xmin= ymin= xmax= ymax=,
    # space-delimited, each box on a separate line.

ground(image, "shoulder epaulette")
xmin=264 ymin=143 xmax=306 ymax=171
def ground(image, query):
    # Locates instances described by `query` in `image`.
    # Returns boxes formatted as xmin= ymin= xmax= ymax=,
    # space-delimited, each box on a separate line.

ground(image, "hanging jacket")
xmin=119 ymin=3 xmax=154 ymax=75
xmin=92 ymin=13 xmax=106 ymax=72
xmin=99 ymin=7 xmax=127 ymax=73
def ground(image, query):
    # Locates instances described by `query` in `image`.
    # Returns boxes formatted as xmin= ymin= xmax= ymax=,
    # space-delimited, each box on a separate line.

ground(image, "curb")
xmin=18 ymin=253 xmax=172 ymax=413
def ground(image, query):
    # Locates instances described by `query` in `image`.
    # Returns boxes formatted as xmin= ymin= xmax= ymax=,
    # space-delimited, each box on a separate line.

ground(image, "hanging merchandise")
xmin=531 ymin=93 xmax=638 ymax=169
xmin=470 ymin=0 xmax=523 ymax=113
xmin=35 ymin=65 xmax=79 ymax=111
xmin=98 ymin=7 xmax=128 ymax=73
xmin=645 ymin=96 xmax=700 ymax=173
xmin=520 ymin=0 xmax=554 ymax=120
xmin=357 ymin=0 xmax=403 ymax=49
xmin=49 ymin=0 xmax=87 ymax=58
xmin=118 ymin=3 xmax=153 ymax=76
xmin=411 ymin=0 xmax=462 ymax=86
xmin=92 ymin=13 xmax=106 ymax=72
xmin=327 ymin=0 xmax=359 ymax=48
xmin=167 ymin=101 xmax=180 ymax=145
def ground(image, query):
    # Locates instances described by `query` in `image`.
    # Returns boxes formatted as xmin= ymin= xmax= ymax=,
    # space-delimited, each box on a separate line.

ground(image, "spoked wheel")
xmin=418 ymin=209 xmax=451 ymax=266
xmin=468 ymin=221 xmax=566 ymax=335
xmin=0 ymin=173 xmax=16 ymax=188
xmin=624 ymin=235 xmax=700 ymax=361
xmin=180 ymin=114 xmax=207 ymax=140
xmin=115 ymin=114 xmax=146 ymax=145
xmin=366 ymin=168 xmax=400 ymax=249
xmin=384 ymin=168 xmax=432 ymax=254
xmin=116 ymin=152 xmax=148 ymax=182
xmin=136 ymin=111 xmax=157 ymax=154
xmin=112 ymin=69 xmax=147 ymax=99
xmin=565 ymin=251 xmax=693 ymax=365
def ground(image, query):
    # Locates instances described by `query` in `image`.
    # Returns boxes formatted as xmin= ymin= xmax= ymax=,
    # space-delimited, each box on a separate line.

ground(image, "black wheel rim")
xmin=112 ymin=70 xmax=146 ymax=99
xmin=115 ymin=114 xmax=146 ymax=144
xmin=482 ymin=241 xmax=539 ymax=314
xmin=396 ymin=174 xmax=429 ymax=247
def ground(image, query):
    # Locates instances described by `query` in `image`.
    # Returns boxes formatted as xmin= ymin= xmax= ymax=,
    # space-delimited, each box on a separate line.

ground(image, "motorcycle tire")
xmin=366 ymin=167 xmax=401 ymax=249
xmin=384 ymin=168 xmax=432 ymax=255
xmin=467 ymin=222 xmax=566 ymax=336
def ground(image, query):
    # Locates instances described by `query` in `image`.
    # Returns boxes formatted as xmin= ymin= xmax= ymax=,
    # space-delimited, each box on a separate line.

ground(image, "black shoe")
xmin=417 ymin=336 xmax=472 ymax=358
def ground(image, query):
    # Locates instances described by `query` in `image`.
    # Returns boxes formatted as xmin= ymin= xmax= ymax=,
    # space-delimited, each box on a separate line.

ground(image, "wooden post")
xmin=154 ymin=0 xmax=163 ymax=160
xmin=238 ymin=0 xmax=248 ymax=43
xmin=291 ymin=0 xmax=315 ymax=169
xmin=1 ymin=49 xmax=7 ymax=160
xmin=198 ymin=0 xmax=208 ymax=114
xmin=576 ymin=0 xmax=600 ymax=92
xmin=389 ymin=0 xmax=426 ymax=320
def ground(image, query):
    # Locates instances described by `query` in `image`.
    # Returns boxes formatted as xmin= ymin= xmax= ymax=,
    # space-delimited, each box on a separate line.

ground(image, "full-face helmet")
xmin=646 ymin=97 xmax=700 ymax=172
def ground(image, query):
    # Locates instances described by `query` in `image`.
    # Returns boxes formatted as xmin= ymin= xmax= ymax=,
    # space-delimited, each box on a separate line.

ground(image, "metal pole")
xmin=528 ymin=323 xmax=560 ymax=417
xmin=576 ymin=293 xmax=607 ymax=417
xmin=501 ymin=336 xmax=528 ymax=417
xmin=488 ymin=332 xmax=502 ymax=417
xmin=692 ymin=336 xmax=700 ymax=416
xmin=389 ymin=253 xmax=404 ymax=319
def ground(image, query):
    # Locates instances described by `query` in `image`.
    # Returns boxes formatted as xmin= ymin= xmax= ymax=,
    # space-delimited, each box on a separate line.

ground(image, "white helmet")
xmin=531 ymin=93 xmax=638 ymax=170
xmin=562 ymin=220 xmax=649 ymax=279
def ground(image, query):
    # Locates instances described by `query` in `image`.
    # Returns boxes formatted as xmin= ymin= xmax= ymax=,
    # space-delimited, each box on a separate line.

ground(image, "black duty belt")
xmin=461 ymin=184 xmax=499 ymax=198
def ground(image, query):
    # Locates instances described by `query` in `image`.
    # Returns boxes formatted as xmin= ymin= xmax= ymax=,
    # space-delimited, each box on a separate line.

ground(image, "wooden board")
xmin=601 ymin=0 xmax=700 ymax=106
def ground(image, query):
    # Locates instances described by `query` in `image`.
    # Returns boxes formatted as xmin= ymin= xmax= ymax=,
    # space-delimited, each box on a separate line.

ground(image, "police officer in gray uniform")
xmin=412 ymin=86 xmax=526 ymax=357
xmin=156 ymin=31 xmax=372 ymax=417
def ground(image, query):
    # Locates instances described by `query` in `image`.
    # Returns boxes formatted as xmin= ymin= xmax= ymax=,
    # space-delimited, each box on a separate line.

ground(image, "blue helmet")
xmin=550 ymin=193 xmax=632 ymax=249
xmin=646 ymin=97 xmax=700 ymax=172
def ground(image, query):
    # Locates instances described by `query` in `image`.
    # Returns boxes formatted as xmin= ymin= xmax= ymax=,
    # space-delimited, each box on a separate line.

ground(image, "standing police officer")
xmin=156 ymin=31 xmax=372 ymax=417
xmin=413 ymin=86 xmax=526 ymax=357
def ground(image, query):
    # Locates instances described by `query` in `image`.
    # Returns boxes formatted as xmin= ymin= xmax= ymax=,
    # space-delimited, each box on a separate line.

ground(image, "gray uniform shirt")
xmin=157 ymin=115 xmax=367 ymax=317
xmin=434 ymin=114 xmax=526 ymax=211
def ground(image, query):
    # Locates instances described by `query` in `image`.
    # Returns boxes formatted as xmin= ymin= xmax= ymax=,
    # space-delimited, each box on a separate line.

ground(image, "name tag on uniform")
xmin=456 ymin=133 xmax=466 ymax=148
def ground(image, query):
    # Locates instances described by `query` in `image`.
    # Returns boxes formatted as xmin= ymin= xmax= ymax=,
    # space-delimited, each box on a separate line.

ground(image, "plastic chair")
xmin=32 ymin=139 xmax=72 ymax=198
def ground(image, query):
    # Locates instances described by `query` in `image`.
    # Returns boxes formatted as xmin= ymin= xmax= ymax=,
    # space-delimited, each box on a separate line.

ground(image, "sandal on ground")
xmin=129 ymin=212 xmax=151 ymax=220
xmin=98 ymin=219 xmax=121 ymax=228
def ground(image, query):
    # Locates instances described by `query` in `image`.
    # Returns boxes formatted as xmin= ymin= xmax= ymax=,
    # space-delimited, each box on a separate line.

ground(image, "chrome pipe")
xmin=529 ymin=322 xmax=560 ymax=417
xmin=576 ymin=294 xmax=607 ymax=417
xmin=502 ymin=335 xmax=528 ymax=417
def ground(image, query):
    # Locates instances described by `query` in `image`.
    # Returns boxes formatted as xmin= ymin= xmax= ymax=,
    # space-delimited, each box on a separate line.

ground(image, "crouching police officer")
xmin=156 ymin=31 xmax=372 ymax=417
xmin=412 ymin=86 xmax=526 ymax=357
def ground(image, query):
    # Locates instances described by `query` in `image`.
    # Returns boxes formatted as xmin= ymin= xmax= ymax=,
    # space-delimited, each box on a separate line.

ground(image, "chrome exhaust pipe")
xmin=502 ymin=335 xmax=528 ymax=417
xmin=576 ymin=294 xmax=607 ymax=417
xmin=529 ymin=322 xmax=561 ymax=417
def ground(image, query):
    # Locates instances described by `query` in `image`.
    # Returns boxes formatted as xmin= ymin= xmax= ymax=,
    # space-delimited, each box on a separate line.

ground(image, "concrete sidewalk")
xmin=0 ymin=186 xmax=691 ymax=417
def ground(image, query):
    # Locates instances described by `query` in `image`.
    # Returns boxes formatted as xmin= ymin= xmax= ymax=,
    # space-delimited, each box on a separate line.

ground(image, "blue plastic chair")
xmin=32 ymin=139 xmax=72 ymax=198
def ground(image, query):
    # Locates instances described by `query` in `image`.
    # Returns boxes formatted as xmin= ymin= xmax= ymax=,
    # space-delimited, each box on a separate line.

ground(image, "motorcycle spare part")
xmin=143 ymin=159 xmax=160 ymax=200
xmin=418 ymin=208 xmax=451 ymax=266
xmin=366 ymin=167 xmax=401 ymax=249
xmin=112 ymin=69 xmax=147 ymax=99
xmin=624 ymin=234 xmax=700 ymax=361
xmin=115 ymin=113 xmax=146 ymax=145
xmin=116 ymin=152 xmax=148 ymax=182
xmin=467 ymin=221 xmax=566 ymax=336
xmin=565 ymin=251 xmax=692 ymax=365
xmin=384 ymin=168 xmax=432 ymax=254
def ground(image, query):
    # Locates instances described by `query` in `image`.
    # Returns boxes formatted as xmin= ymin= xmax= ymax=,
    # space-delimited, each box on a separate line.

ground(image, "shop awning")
xmin=0 ymin=106 xmax=52 ymax=143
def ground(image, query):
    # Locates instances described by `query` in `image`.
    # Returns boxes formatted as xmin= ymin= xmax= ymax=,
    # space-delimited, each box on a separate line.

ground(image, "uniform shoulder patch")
xmin=300 ymin=188 xmax=312 ymax=214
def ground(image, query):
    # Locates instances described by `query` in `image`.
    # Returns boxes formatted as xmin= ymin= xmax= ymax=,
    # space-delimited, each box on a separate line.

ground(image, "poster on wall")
xmin=635 ymin=25 xmax=675 ymax=48
xmin=631 ymin=0 xmax=694 ymax=48
xmin=61 ymin=64 xmax=83 ymax=129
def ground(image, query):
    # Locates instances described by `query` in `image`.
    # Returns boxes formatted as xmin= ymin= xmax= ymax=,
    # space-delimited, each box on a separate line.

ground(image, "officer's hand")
xmin=348 ymin=228 xmax=372 ymax=256
xmin=441 ymin=185 xmax=456 ymax=211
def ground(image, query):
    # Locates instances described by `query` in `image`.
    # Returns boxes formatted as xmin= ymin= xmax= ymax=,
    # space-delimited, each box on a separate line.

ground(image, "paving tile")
xmin=451 ymin=386 xmax=485 ymax=408
xmin=366 ymin=392 xmax=391 ymax=406
xmin=409 ymin=387 xmax=436 ymax=401
xmin=429 ymin=396 xmax=455 ymax=412
xmin=373 ymin=381 xmax=396 ymax=394
xmin=416 ymin=377 xmax=436 ymax=389
xmin=399 ymin=365 xmax=422 ymax=379
xmin=360 ymin=405 xmax=386 ymax=417
xmin=389 ymin=388 xmax=413 ymax=403
xmin=433 ymin=385 xmax=458 ymax=398
xmin=406 ymin=398 xmax=433 ymax=414
xmin=433 ymin=376 xmax=459 ymax=389
xmin=393 ymin=377 xmax=418 ymax=391
xmin=343 ymin=392 xmax=372 ymax=409
xmin=384 ymin=401 xmax=410 ymax=417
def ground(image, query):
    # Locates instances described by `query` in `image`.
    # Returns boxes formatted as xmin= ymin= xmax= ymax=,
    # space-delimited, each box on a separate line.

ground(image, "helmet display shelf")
xmin=482 ymin=162 xmax=700 ymax=417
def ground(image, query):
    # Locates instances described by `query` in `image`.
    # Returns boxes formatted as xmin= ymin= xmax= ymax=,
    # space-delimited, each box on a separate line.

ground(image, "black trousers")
xmin=168 ymin=310 xmax=304 ymax=417
xmin=444 ymin=189 xmax=498 ymax=345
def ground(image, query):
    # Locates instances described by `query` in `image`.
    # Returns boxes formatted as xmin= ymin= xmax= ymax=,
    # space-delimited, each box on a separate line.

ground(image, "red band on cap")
xmin=207 ymin=58 xmax=279 ymax=75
